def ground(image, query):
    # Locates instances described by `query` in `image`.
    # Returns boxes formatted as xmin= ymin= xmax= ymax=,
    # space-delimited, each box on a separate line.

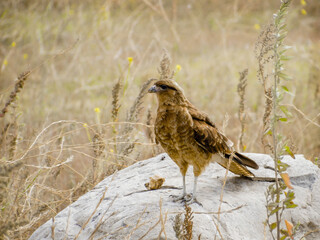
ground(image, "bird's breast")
xmin=155 ymin=107 xmax=193 ymax=150
xmin=154 ymin=106 xmax=212 ymax=168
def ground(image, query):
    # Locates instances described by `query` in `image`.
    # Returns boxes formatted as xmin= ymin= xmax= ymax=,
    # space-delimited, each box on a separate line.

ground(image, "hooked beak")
xmin=148 ymin=85 xmax=159 ymax=93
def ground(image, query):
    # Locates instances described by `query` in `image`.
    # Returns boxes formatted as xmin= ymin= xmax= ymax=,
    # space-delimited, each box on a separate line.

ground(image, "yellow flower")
xmin=110 ymin=149 xmax=114 ymax=153
xmin=300 ymin=0 xmax=306 ymax=6
xmin=3 ymin=59 xmax=8 ymax=66
xmin=127 ymin=57 xmax=133 ymax=64
xmin=83 ymin=123 xmax=88 ymax=128
xmin=301 ymin=9 xmax=307 ymax=15
xmin=175 ymin=64 xmax=181 ymax=72
xmin=254 ymin=24 xmax=261 ymax=31
xmin=94 ymin=107 xmax=101 ymax=113
xmin=23 ymin=53 xmax=28 ymax=60
xmin=11 ymin=41 xmax=16 ymax=47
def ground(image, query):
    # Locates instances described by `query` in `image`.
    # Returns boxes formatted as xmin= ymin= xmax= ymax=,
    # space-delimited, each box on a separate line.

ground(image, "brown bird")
xmin=148 ymin=79 xmax=259 ymax=204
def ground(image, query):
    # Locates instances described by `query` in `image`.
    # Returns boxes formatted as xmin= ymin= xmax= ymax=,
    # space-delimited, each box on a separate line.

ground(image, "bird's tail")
xmin=215 ymin=152 xmax=259 ymax=177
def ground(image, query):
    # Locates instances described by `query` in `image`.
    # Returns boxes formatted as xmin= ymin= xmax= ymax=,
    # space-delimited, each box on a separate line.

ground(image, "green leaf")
xmin=287 ymin=191 xmax=295 ymax=198
xmin=271 ymin=222 xmax=277 ymax=231
xmin=280 ymin=55 xmax=292 ymax=61
xmin=279 ymin=105 xmax=293 ymax=117
xmin=281 ymin=85 xmax=289 ymax=92
xmin=279 ymin=49 xmax=287 ymax=55
xmin=278 ymin=161 xmax=289 ymax=168
xmin=268 ymin=184 xmax=275 ymax=191
xmin=280 ymin=45 xmax=291 ymax=53
xmin=278 ymin=71 xmax=292 ymax=80
xmin=277 ymin=33 xmax=287 ymax=42
xmin=280 ymin=229 xmax=289 ymax=237
xmin=279 ymin=117 xmax=287 ymax=122
xmin=270 ymin=207 xmax=281 ymax=215
xmin=284 ymin=145 xmax=295 ymax=159
xmin=268 ymin=202 xmax=278 ymax=208
xmin=264 ymin=128 xmax=272 ymax=136
xmin=278 ymin=161 xmax=289 ymax=171
xmin=279 ymin=24 xmax=287 ymax=31
xmin=279 ymin=166 xmax=289 ymax=172
xmin=286 ymin=203 xmax=298 ymax=209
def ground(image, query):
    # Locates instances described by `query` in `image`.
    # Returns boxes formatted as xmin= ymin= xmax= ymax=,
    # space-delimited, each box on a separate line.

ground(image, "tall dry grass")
xmin=0 ymin=0 xmax=319 ymax=238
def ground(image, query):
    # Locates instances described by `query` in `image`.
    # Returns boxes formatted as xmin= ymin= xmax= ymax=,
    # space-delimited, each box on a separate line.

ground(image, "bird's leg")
xmin=171 ymin=174 xmax=187 ymax=202
xmin=182 ymin=174 xmax=186 ymax=197
xmin=187 ymin=175 xmax=203 ymax=206
xmin=192 ymin=176 xmax=198 ymax=199
xmin=171 ymin=163 xmax=190 ymax=202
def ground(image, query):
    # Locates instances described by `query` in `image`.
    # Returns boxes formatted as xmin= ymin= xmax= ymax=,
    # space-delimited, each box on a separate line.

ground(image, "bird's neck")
xmin=156 ymin=94 xmax=186 ymax=108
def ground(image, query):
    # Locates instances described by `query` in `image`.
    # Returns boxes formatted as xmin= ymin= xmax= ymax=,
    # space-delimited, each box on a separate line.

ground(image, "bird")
xmin=148 ymin=79 xmax=259 ymax=204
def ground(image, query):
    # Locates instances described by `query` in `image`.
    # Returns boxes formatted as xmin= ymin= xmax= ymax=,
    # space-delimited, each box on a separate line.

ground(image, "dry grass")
xmin=0 ymin=1 xmax=320 ymax=239
xmin=173 ymin=204 xmax=195 ymax=240
xmin=237 ymin=68 xmax=248 ymax=151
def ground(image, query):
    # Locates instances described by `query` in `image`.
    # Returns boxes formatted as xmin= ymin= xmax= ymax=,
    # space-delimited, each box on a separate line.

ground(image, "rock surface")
xmin=29 ymin=153 xmax=320 ymax=240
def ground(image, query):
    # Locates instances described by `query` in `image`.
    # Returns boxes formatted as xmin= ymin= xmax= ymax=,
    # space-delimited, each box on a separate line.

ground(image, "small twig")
xmin=10 ymin=120 xmax=77 ymax=164
xmin=169 ymin=204 xmax=246 ymax=216
xmin=74 ymin=187 xmax=108 ymax=240
xmin=210 ymin=215 xmax=225 ymax=240
xmin=193 ymin=204 xmax=245 ymax=215
xmin=124 ymin=185 xmax=181 ymax=197
xmin=214 ymin=154 xmax=233 ymax=240
xmin=63 ymin=196 xmax=72 ymax=240
xmin=283 ymin=103 xmax=320 ymax=128
xmin=139 ymin=217 xmax=161 ymax=240
xmin=88 ymin=196 xmax=117 ymax=239
xmin=125 ymin=207 xmax=148 ymax=240
xmin=158 ymin=198 xmax=168 ymax=240
xmin=299 ymin=228 xmax=320 ymax=240
xmin=24 ymin=156 xmax=74 ymax=169
xmin=51 ymin=217 xmax=55 ymax=240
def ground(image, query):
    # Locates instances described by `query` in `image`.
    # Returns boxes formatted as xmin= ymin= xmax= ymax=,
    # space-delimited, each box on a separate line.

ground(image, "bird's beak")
xmin=148 ymin=85 xmax=159 ymax=93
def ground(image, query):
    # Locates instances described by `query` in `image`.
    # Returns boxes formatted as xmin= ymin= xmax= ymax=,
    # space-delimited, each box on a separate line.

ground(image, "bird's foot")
xmin=185 ymin=195 xmax=203 ymax=206
xmin=170 ymin=194 xmax=203 ymax=206
xmin=170 ymin=194 xmax=188 ymax=202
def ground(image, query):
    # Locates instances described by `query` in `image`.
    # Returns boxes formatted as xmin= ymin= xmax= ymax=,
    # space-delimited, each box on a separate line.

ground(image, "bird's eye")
xmin=159 ymin=85 xmax=168 ymax=90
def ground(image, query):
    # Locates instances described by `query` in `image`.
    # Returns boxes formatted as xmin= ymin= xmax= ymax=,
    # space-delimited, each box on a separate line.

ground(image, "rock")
xmin=29 ymin=153 xmax=320 ymax=240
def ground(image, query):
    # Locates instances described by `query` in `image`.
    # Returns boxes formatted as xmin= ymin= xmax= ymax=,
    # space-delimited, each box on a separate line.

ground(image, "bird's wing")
xmin=187 ymin=103 xmax=259 ymax=174
xmin=192 ymin=115 xmax=233 ymax=154
xmin=187 ymin=103 xmax=233 ymax=154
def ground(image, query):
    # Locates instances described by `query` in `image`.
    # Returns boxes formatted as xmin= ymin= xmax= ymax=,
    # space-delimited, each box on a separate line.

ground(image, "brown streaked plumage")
xmin=148 ymin=79 xmax=259 ymax=204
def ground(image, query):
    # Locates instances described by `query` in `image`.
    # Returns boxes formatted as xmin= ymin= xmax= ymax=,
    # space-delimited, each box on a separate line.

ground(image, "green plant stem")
xmin=273 ymin=82 xmax=281 ymax=240
xmin=273 ymin=25 xmax=280 ymax=240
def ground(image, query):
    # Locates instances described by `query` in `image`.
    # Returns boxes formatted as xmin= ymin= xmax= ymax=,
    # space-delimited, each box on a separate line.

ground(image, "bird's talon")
xmin=184 ymin=193 xmax=193 ymax=202
xmin=170 ymin=194 xmax=186 ymax=202
xmin=186 ymin=197 xmax=203 ymax=206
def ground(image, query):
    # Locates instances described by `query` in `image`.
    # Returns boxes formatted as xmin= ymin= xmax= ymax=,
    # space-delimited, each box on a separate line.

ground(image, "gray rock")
xmin=29 ymin=153 xmax=320 ymax=240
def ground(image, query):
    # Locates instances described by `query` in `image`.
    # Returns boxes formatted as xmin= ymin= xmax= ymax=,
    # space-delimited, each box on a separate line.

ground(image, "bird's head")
xmin=148 ymin=80 xmax=186 ymax=105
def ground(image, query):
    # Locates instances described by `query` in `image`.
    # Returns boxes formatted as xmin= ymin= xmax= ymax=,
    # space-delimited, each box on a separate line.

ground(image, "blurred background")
xmin=0 ymin=0 xmax=319 ymax=238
